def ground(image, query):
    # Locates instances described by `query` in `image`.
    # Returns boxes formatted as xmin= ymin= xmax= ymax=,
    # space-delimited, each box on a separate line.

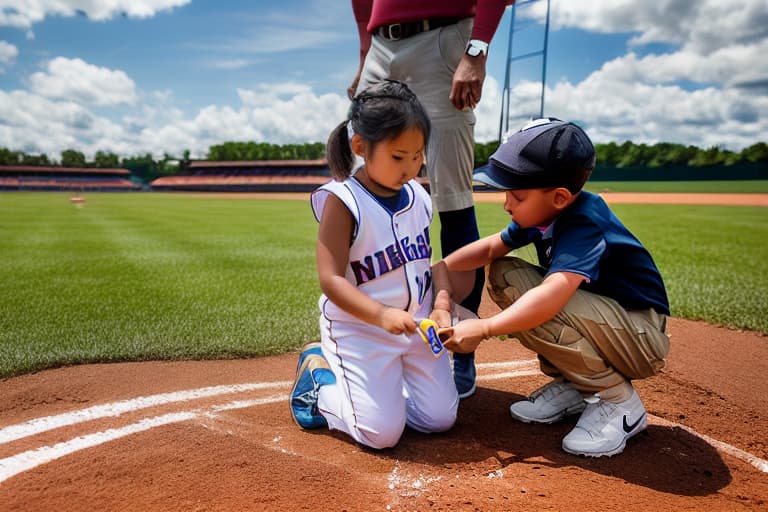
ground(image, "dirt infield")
xmin=1 ymin=192 xmax=766 ymax=511
xmin=1 ymin=298 xmax=766 ymax=511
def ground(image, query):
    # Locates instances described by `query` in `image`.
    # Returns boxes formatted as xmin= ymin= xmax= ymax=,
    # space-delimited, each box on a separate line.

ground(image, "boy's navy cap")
xmin=474 ymin=118 xmax=596 ymax=190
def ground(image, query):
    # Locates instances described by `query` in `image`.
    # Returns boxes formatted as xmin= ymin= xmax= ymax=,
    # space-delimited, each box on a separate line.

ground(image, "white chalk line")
xmin=0 ymin=381 xmax=290 ymax=445
xmin=479 ymin=369 xmax=541 ymax=381
xmin=0 ymin=360 xmax=539 ymax=446
xmin=476 ymin=360 xmax=538 ymax=370
xmin=0 ymin=394 xmax=286 ymax=483
xmin=1 ymin=359 xmax=766 ymax=485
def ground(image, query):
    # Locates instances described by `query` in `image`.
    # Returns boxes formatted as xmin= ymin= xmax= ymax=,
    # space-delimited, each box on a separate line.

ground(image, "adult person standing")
xmin=349 ymin=0 xmax=511 ymax=399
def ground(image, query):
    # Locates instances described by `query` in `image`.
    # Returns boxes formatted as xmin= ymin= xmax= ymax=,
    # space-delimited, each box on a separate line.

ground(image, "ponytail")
xmin=326 ymin=121 xmax=355 ymax=181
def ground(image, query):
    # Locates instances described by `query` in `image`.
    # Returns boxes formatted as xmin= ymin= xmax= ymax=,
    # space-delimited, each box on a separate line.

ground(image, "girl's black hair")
xmin=326 ymin=80 xmax=431 ymax=181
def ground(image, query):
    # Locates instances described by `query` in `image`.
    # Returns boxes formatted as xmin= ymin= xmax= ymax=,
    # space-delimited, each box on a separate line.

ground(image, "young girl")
xmin=289 ymin=80 xmax=459 ymax=449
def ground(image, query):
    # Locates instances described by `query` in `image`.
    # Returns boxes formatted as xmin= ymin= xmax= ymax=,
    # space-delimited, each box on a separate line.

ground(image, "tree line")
xmin=2 ymin=140 xmax=766 ymax=183
xmin=474 ymin=141 xmax=768 ymax=168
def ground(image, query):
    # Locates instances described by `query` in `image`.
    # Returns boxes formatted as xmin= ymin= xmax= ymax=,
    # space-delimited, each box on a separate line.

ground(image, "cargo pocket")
xmin=520 ymin=324 xmax=609 ymax=377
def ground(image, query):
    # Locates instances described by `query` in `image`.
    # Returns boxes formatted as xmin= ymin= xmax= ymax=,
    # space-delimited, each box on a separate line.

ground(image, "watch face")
xmin=466 ymin=41 xmax=487 ymax=57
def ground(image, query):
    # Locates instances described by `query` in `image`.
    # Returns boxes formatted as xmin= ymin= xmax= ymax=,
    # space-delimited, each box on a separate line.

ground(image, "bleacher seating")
xmin=0 ymin=166 xmax=140 ymax=191
xmin=150 ymin=160 xmax=332 ymax=192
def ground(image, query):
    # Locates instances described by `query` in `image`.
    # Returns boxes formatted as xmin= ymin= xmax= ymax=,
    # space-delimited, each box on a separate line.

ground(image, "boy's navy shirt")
xmin=500 ymin=191 xmax=670 ymax=315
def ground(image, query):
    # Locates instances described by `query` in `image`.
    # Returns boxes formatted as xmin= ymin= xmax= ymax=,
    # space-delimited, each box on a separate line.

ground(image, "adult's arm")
xmin=349 ymin=0 xmax=374 ymax=99
xmin=449 ymin=0 xmax=510 ymax=110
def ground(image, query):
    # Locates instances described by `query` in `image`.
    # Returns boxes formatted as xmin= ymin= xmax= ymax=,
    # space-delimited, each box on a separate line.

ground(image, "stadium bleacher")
xmin=150 ymin=160 xmax=332 ymax=192
xmin=0 ymin=166 xmax=140 ymax=191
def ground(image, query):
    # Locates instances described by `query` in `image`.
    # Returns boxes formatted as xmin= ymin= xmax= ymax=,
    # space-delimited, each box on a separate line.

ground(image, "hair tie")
xmin=347 ymin=120 xmax=355 ymax=145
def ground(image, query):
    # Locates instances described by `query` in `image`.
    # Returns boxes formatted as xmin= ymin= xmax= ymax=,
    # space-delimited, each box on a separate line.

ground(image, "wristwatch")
xmin=465 ymin=39 xmax=489 ymax=57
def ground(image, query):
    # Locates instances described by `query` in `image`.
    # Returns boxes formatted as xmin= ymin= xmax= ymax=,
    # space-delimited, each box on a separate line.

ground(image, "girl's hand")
xmin=378 ymin=307 xmax=417 ymax=336
xmin=429 ymin=288 xmax=453 ymax=328
xmin=440 ymin=319 xmax=491 ymax=353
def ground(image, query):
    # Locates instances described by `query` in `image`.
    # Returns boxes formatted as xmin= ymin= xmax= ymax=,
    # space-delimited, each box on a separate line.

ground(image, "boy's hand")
xmin=440 ymin=319 xmax=491 ymax=353
xmin=378 ymin=307 xmax=417 ymax=336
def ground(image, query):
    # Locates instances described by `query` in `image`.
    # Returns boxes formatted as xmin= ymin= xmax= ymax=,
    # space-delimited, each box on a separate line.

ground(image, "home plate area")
xmin=0 ymin=318 xmax=767 ymax=511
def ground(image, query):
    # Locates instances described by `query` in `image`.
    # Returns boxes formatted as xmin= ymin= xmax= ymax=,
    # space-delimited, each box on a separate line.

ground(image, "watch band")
xmin=465 ymin=39 xmax=489 ymax=57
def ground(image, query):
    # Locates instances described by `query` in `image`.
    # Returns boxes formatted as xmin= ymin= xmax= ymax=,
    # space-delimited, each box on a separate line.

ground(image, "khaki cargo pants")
xmin=487 ymin=257 xmax=670 ymax=397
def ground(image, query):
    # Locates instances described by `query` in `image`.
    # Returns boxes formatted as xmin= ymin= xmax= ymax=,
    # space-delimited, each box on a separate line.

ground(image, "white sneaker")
xmin=509 ymin=380 xmax=586 ymax=424
xmin=562 ymin=389 xmax=647 ymax=457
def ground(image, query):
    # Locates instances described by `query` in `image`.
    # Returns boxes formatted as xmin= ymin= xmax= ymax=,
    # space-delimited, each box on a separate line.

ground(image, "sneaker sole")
xmin=509 ymin=401 xmax=587 ymax=424
xmin=561 ymin=416 xmax=647 ymax=457
xmin=457 ymin=382 xmax=477 ymax=400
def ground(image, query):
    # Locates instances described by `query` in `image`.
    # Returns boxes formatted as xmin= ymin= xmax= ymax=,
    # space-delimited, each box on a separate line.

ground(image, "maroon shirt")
xmin=352 ymin=0 xmax=509 ymax=47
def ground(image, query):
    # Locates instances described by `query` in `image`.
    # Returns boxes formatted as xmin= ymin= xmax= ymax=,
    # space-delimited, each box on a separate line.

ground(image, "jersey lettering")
xmin=415 ymin=269 xmax=432 ymax=306
xmin=350 ymin=227 xmax=431 ymax=286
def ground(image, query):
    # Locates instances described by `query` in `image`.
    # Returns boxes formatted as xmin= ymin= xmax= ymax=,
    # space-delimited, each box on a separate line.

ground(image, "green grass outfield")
xmin=1 ymin=191 xmax=766 ymax=378
xmin=585 ymin=180 xmax=768 ymax=193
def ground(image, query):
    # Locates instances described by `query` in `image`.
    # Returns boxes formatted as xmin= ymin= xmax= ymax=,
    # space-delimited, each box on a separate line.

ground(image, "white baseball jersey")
xmin=311 ymin=177 xmax=434 ymax=321
xmin=310 ymin=177 xmax=458 ymax=449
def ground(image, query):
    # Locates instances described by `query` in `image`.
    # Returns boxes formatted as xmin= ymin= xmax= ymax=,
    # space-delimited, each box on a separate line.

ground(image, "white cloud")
xmin=0 ymin=40 xmax=17 ymax=68
xmin=29 ymin=57 xmax=137 ymax=106
xmin=540 ymin=67 xmax=768 ymax=150
xmin=0 ymin=0 xmax=191 ymax=29
xmin=0 ymin=79 xmax=352 ymax=160
xmin=119 ymin=83 xmax=350 ymax=158
xmin=531 ymin=0 xmax=768 ymax=88
xmin=488 ymin=0 xmax=768 ymax=149
xmin=587 ymin=39 xmax=768 ymax=90
xmin=1 ymin=0 xmax=766 ymax=160
xmin=549 ymin=0 xmax=768 ymax=49
xmin=0 ymin=89 xmax=126 ymax=156
xmin=208 ymin=59 xmax=252 ymax=70
xmin=197 ymin=27 xmax=344 ymax=55
xmin=237 ymin=83 xmax=350 ymax=142
xmin=247 ymin=28 xmax=342 ymax=52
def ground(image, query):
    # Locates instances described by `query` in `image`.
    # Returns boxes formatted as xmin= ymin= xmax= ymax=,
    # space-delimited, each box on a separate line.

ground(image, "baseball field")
xmin=1 ymin=188 xmax=766 ymax=511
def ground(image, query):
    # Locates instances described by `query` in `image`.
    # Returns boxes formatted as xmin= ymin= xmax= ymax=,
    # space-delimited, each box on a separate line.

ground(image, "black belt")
xmin=376 ymin=18 xmax=461 ymax=41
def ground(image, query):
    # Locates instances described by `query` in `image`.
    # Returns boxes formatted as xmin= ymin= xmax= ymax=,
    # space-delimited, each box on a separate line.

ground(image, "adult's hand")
xmin=449 ymin=54 xmax=487 ymax=110
xmin=347 ymin=70 xmax=361 ymax=100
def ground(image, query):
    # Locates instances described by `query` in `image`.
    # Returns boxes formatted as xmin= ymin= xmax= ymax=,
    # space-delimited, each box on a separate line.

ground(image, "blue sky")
xmin=1 ymin=0 xmax=766 ymax=160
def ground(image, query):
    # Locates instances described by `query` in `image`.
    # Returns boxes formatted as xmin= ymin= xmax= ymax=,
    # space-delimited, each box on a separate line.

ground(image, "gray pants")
xmin=356 ymin=18 xmax=476 ymax=212
xmin=487 ymin=257 xmax=670 ymax=399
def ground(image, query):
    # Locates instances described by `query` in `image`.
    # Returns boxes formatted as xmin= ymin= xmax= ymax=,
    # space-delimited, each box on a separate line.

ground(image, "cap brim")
xmin=473 ymin=162 xmax=515 ymax=190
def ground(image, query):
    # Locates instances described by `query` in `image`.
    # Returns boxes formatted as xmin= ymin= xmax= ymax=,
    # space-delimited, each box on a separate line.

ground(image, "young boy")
xmin=431 ymin=118 xmax=670 ymax=457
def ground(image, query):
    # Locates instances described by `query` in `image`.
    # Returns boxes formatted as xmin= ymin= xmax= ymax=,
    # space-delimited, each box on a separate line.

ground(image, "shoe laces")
xmin=579 ymin=396 xmax=619 ymax=432
xmin=530 ymin=380 xmax=569 ymax=402
xmin=294 ymin=365 xmax=334 ymax=409
xmin=293 ymin=386 xmax=317 ymax=407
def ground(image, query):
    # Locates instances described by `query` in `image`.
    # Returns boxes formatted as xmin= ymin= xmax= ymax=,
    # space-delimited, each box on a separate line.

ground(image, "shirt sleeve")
xmin=548 ymin=217 xmax=606 ymax=282
xmin=500 ymin=221 xmax=542 ymax=249
xmin=352 ymin=0 xmax=374 ymax=51
xmin=471 ymin=0 xmax=509 ymax=42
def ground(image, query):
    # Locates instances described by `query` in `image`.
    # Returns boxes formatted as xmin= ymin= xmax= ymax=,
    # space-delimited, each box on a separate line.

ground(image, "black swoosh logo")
xmin=623 ymin=413 xmax=646 ymax=433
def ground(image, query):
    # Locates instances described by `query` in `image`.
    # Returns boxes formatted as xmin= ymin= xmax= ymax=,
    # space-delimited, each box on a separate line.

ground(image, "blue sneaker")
xmin=290 ymin=354 xmax=335 ymax=429
xmin=452 ymin=352 xmax=477 ymax=399
xmin=295 ymin=341 xmax=322 ymax=376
